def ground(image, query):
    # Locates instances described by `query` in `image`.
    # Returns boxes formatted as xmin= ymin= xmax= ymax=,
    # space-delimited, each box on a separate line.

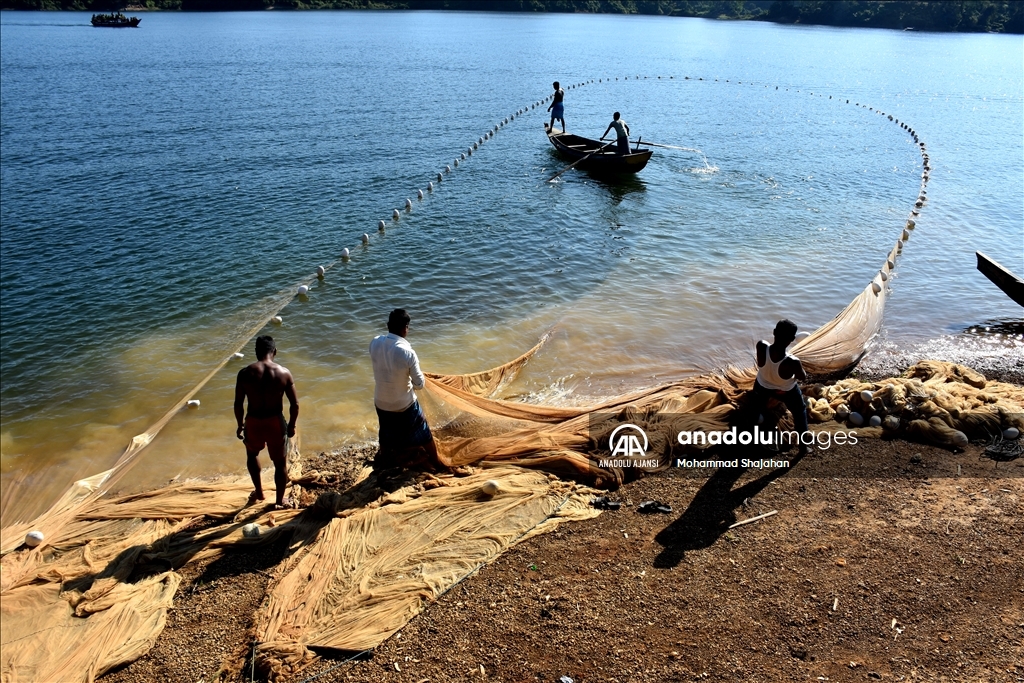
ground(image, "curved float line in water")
xmin=586 ymin=73 xmax=932 ymax=371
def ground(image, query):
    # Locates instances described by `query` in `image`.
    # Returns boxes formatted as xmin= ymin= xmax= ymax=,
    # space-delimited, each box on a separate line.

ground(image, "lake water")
xmin=1 ymin=10 xmax=1021 ymax=520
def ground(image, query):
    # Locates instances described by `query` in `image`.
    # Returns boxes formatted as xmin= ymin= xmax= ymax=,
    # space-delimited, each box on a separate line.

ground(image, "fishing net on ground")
xmin=7 ymin=251 xmax=1015 ymax=682
xmin=803 ymin=359 xmax=1024 ymax=447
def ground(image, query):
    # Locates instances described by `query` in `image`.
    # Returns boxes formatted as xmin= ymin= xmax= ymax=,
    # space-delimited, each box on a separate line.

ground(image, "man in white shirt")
xmin=369 ymin=309 xmax=437 ymax=469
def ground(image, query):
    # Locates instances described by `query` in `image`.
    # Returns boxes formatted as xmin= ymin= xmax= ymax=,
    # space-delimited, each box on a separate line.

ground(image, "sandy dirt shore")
xmin=100 ymin=427 xmax=1023 ymax=683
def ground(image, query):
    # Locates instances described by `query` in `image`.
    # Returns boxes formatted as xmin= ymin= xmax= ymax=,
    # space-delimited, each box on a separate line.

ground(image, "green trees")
xmin=2 ymin=0 xmax=1019 ymax=33
xmin=764 ymin=0 xmax=1023 ymax=32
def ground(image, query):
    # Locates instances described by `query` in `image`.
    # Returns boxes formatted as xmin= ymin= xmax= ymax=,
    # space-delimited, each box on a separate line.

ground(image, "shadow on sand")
xmin=653 ymin=447 xmax=802 ymax=569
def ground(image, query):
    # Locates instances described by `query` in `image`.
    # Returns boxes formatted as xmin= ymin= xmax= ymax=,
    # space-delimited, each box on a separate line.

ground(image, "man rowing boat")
xmin=600 ymin=112 xmax=631 ymax=155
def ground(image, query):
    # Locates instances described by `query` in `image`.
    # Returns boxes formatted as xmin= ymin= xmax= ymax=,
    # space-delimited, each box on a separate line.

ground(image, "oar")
xmin=546 ymin=140 xmax=616 ymax=183
xmin=634 ymin=140 xmax=695 ymax=151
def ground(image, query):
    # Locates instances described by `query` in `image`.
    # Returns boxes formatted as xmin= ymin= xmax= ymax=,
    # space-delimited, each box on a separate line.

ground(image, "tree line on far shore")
xmin=4 ymin=0 xmax=1022 ymax=34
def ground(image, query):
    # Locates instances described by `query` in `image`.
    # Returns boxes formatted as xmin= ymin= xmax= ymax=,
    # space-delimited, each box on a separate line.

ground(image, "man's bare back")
xmin=236 ymin=360 xmax=297 ymax=421
xmin=233 ymin=335 xmax=298 ymax=507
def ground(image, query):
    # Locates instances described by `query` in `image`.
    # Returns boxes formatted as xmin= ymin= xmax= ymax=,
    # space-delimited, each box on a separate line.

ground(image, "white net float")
xmin=298 ymin=285 xmax=309 ymax=296
xmin=361 ymin=233 xmax=370 ymax=244
xmin=417 ymin=189 xmax=424 ymax=200
xmin=316 ymin=265 xmax=325 ymax=277
xmin=341 ymin=248 xmax=349 ymax=260
xmin=392 ymin=209 xmax=400 ymax=220
xmin=25 ymin=530 xmax=44 ymax=547
xmin=378 ymin=220 xmax=386 ymax=230
xmin=187 ymin=399 xmax=201 ymax=409
xmin=272 ymin=316 xmax=283 ymax=325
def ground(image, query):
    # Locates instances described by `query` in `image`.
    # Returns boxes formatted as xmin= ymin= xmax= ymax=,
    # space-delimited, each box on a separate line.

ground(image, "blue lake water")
xmin=1 ymin=10 xmax=1021 ymax=519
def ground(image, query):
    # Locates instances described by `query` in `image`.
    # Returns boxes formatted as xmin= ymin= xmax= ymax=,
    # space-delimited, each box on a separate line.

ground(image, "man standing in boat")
xmin=601 ymin=112 xmax=631 ymax=155
xmin=369 ymin=309 xmax=438 ymax=471
xmin=547 ymin=81 xmax=566 ymax=134
xmin=234 ymin=335 xmax=299 ymax=509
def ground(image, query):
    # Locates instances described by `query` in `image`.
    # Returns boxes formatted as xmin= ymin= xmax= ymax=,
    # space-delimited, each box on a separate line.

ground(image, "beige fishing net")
xmin=804 ymin=359 xmax=1024 ymax=447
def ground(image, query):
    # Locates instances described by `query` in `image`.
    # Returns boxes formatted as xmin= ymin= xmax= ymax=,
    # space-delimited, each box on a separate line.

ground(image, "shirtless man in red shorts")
xmin=234 ymin=335 xmax=299 ymax=508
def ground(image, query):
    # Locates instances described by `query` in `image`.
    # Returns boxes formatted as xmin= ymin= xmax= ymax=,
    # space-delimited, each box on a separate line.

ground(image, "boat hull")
xmin=91 ymin=16 xmax=141 ymax=27
xmin=976 ymin=251 xmax=1024 ymax=308
xmin=546 ymin=128 xmax=652 ymax=174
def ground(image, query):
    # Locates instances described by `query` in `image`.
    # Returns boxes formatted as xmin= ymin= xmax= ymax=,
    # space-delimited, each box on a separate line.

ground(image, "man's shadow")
xmin=653 ymin=446 xmax=799 ymax=568
xmin=65 ymin=468 xmax=418 ymax=598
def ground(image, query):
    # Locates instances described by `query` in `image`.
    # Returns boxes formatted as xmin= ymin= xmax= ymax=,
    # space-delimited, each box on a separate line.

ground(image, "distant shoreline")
xmin=3 ymin=1 xmax=1022 ymax=35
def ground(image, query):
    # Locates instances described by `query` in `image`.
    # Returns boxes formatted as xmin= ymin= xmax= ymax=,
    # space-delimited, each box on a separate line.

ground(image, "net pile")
xmin=804 ymin=359 xmax=1024 ymax=448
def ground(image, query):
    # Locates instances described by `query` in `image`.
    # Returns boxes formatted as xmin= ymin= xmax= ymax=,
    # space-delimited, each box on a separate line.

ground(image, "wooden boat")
xmin=545 ymin=126 xmax=652 ymax=174
xmin=91 ymin=13 xmax=140 ymax=27
xmin=976 ymin=251 xmax=1024 ymax=307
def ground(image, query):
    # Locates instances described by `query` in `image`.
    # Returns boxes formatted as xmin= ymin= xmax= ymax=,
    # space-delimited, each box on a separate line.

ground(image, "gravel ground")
xmin=102 ymin=436 xmax=1023 ymax=683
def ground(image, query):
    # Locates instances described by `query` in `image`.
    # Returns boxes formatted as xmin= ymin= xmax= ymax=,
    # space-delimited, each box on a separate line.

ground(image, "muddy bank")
xmin=103 ymin=433 xmax=1022 ymax=683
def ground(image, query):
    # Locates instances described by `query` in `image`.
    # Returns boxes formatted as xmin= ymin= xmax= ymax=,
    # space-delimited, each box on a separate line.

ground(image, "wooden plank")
xmin=976 ymin=251 xmax=1024 ymax=307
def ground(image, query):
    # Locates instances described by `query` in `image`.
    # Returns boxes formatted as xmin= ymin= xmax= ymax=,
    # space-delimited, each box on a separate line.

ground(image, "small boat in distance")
xmin=545 ymin=125 xmax=653 ymax=175
xmin=976 ymin=251 xmax=1024 ymax=308
xmin=91 ymin=12 xmax=141 ymax=28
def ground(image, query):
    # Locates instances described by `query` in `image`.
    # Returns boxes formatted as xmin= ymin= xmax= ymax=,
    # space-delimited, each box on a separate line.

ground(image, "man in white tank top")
xmin=747 ymin=319 xmax=810 ymax=456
